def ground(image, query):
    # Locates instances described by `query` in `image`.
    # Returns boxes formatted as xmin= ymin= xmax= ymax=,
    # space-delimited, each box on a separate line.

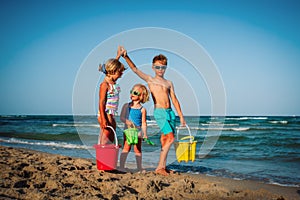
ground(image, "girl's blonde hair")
xmin=133 ymin=84 xmax=150 ymax=104
xmin=99 ymin=58 xmax=126 ymax=75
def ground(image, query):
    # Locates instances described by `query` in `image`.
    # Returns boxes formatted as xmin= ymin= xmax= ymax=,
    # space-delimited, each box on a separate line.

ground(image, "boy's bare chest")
xmin=148 ymin=81 xmax=170 ymax=91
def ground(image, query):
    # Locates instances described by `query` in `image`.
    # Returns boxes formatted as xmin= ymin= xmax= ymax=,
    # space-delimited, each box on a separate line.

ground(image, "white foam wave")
xmin=226 ymin=117 xmax=268 ymax=120
xmin=268 ymin=181 xmax=299 ymax=187
xmin=177 ymin=126 xmax=250 ymax=131
xmin=146 ymin=120 xmax=157 ymax=123
xmin=1 ymin=138 xmax=92 ymax=149
xmin=268 ymin=120 xmax=288 ymax=124
xmin=231 ymin=127 xmax=250 ymax=131
xmin=53 ymin=123 xmax=99 ymax=128
xmin=116 ymin=121 xmax=158 ymax=127
xmin=207 ymin=121 xmax=223 ymax=124
xmin=201 ymin=123 xmax=239 ymax=127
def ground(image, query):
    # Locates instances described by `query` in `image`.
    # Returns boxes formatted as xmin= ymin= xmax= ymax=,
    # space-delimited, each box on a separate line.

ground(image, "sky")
xmin=0 ymin=0 xmax=300 ymax=116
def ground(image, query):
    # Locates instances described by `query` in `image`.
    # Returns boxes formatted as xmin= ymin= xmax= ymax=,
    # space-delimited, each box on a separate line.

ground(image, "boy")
xmin=121 ymin=47 xmax=186 ymax=175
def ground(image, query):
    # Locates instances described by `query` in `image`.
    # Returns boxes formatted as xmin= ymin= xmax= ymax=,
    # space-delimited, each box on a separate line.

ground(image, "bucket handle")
xmin=180 ymin=135 xmax=194 ymax=141
xmin=98 ymin=126 xmax=118 ymax=146
xmin=176 ymin=124 xmax=192 ymax=143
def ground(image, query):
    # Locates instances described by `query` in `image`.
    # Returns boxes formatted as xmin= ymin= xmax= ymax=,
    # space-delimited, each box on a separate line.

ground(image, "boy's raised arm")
xmin=122 ymin=53 xmax=151 ymax=82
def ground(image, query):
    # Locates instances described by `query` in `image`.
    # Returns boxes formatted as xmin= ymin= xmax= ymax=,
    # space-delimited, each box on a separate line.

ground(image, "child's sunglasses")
xmin=154 ymin=65 xmax=167 ymax=70
xmin=130 ymin=90 xmax=141 ymax=96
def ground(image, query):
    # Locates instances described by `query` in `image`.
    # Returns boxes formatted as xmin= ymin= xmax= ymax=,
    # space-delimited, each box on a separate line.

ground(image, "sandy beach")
xmin=0 ymin=145 xmax=299 ymax=200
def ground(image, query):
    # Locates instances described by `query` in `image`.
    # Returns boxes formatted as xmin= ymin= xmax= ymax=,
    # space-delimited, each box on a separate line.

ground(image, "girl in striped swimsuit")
xmin=98 ymin=48 xmax=126 ymax=144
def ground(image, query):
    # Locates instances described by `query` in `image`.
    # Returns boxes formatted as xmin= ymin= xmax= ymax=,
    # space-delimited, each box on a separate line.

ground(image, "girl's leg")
xmin=134 ymin=138 xmax=143 ymax=171
xmin=100 ymin=128 xmax=112 ymax=144
xmin=107 ymin=115 xmax=116 ymax=142
xmin=98 ymin=115 xmax=116 ymax=144
xmin=120 ymin=134 xmax=131 ymax=171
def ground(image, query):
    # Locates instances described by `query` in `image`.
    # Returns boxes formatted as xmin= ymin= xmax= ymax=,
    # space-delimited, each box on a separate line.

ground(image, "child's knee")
xmin=122 ymin=146 xmax=131 ymax=152
xmin=134 ymin=146 xmax=142 ymax=154
xmin=166 ymin=134 xmax=175 ymax=143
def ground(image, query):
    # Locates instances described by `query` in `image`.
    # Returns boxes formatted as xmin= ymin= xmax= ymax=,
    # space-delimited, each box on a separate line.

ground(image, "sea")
xmin=0 ymin=115 xmax=299 ymax=187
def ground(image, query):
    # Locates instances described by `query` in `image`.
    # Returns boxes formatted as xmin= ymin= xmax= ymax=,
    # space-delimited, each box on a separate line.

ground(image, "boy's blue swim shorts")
xmin=153 ymin=108 xmax=176 ymax=135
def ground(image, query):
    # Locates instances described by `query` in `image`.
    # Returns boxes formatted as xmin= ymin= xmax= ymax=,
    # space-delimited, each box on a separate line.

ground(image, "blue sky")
xmin=0 ymin=0 xmax=299 ymax=116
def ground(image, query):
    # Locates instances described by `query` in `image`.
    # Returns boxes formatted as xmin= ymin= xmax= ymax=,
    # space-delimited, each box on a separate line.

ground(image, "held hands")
xmin=117 ymin=46 xmax=127 ymax=59
xmin=121 ymin=47 xmax=127 ymax=57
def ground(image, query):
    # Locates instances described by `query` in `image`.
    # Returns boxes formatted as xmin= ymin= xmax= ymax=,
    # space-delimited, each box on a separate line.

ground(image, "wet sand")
xmin=0 ymin=145 xmax=299 ymax=199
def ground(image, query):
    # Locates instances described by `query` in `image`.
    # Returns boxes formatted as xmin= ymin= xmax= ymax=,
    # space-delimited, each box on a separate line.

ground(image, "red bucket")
xmin=94 ymin=126 xmax=119 ymax=171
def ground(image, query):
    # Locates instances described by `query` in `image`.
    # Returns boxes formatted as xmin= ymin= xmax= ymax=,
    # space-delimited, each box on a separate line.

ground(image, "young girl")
xmin=119 ymin=84 xmax=150 ymax=172
xmin=98 ymin=48 xmax=126 ymax=144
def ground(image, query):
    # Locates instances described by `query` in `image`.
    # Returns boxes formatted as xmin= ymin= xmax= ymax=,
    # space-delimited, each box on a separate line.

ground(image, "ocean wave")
xmin=0 ymin=138 xmax=91 ymax=149
xmin=201 ymin=123 xmax=239 ymax=127
xmin=0 ymin=115 xmax=28 ymax=118
xmin=0 ymin=132 xmax=96 ymax=141
xmin=267 ymin=181 xmax=300 ymax=187
xmin=205 ymin=127 xmax=250 ymax=131
xmin=268 ymin=120 xmax=288 ymax=124
xmin=177 ymin=127 xmax=250 ymax=132
xmin=53 ymin=123 xmax=99 ymax=128
xmin=226 ymin=117 xmax=268 ymax=120
xmin=218 ymin=135 xmax=249 ymax=141
xmin=231 ymin=127 xmax=250 ymax=131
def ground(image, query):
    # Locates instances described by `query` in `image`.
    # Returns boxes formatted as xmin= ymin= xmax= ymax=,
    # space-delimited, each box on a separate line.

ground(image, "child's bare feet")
xmin=118 ymin=167 xmax=130 ymax=172
xmin=137 ymin=169 xmax=146 ymax=174
xmin=155 ymin=168 xmax=169 ymax=176
xmin=165 ymin=168 xmax=176 ymax=174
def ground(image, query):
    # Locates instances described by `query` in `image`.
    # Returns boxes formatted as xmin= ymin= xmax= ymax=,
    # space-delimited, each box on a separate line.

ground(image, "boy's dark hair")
xmin=152 ymin=54 xmax=167 ymax=65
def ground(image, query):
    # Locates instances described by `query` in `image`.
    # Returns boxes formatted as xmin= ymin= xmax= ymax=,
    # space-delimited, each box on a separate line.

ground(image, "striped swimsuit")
xmin=105 ymin=83 xmax=121 ymax=115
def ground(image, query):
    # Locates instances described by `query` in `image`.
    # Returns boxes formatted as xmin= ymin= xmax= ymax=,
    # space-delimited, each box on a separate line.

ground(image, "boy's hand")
xmin=120 ymin=46 xmax=127 ymax=57
xmin=180 ymin=117 xmax=186 ymax=127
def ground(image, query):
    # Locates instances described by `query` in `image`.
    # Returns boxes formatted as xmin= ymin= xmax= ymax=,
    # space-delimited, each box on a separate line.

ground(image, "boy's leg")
xmin=156 ymin=132 xmax=174 ymax=174
xmin=154 ymin=108 xmax=176 ymax=175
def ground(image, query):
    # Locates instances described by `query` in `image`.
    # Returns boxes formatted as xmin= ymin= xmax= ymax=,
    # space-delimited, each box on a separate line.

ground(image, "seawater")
xmin=0 ymin=115 xmax=299 ymax=187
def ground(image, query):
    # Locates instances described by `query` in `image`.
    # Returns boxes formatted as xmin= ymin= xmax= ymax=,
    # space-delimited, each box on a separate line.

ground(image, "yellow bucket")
xmin=174 ymin=125 xmax=197 ymax=162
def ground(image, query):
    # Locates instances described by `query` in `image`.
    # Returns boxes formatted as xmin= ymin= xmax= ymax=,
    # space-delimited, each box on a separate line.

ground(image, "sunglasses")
xmin=130 ymin=90 xmax=141 ymax=96
xmin=154 ymin=65 xmax=167 ymax=70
